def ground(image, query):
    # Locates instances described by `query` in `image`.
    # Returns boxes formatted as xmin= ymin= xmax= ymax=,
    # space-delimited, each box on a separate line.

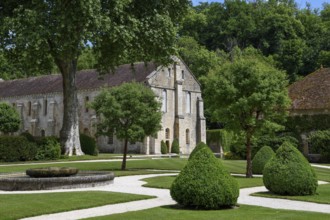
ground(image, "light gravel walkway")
xmin=311 ymin=164 xmax=330 ymax=169
xmin=0 ymin=173 xmax=329 ymax=220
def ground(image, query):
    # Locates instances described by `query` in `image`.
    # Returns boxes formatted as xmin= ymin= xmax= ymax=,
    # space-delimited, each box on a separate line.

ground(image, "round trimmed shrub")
xmin=0 ymin=136 xmax=37 ymax=162
xmin=170 ymin=142 xmax=239 ymax=209
xmin=252 ymin=146 xmax=274 ymax=174
xmin=171 ymin=139 xmax=180 ymax=154
xmin=161 ymin=140 xmax=168 ymax=154
xmin=80 ymin=133 xmax=98 ymax=155
xmin=263 ymin=142 xmax=318 ymax=196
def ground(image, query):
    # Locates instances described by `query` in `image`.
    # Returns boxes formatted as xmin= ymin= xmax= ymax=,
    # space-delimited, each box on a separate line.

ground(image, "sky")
xmin=191 ymin=0 xmax=330 ymax=10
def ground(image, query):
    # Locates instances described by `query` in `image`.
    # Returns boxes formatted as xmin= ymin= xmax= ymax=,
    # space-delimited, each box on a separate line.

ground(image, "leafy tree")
xmin=91 ymin=82 xmax=162 ymax=170
xmin=0 ymin=0 xmax=189 ymax=156
xmin=0 ymin=102 xmax=20 ymax=134
xmin=202 ymin=49 xmax=290 ymax=177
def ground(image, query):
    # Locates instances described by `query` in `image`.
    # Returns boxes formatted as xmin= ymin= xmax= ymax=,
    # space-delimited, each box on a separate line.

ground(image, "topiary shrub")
xmin=171 ymin=139 xmax=180 ymax=154
xmin=80 ymin=133 xmax=98 ymax=155
xmin=308 ymin=129 xmax=330 ymax=162
xmin=170 ymin=142 xmax=239 ymax=209
xmin=0 ymin=136 xmax=37 ymax=162
xmin=161 ymin=140 xmax=168 ymax=154
xmin=188 ymin=141 xmax=207 ymax=160
xmin=252 ymin=146 xmax=274 ymax=174
xmin=263 ymin=142 xmax=318 ymax=196
xmin=35 ymin=137 xmax=61 ymax=160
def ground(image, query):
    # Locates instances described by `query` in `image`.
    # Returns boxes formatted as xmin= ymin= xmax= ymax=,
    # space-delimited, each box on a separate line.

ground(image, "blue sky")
xmin=191 ymin=0 xmax=330 ymax=10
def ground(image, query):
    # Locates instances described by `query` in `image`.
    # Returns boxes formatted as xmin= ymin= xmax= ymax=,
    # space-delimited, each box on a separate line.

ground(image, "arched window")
xmin=165 ymin=128 xmax=170 ymax=139
xmin=162 ymin=89 xmax=167 ymax=112
xmin=85 ymin=96 xmax=89 ymax=112
xmin=44 ymin=99 xmax=48 ymax=116
xmin=182 ymin=70 xmax=185 ymax=79
xmin=108 ymin=132 xmax=114 ymax=144
xmin=28 ymin=101 xmax=32 ymax=116
xmin=168 ymin=68 xmax=171 ymax=77
xmin=186 ymin=129 xmax=190 ymax=144
xmin=186 ymin=92 xmax=191 ymax=114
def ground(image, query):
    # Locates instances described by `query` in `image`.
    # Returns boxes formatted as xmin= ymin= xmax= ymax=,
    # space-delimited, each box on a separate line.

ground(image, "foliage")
xmin=34 ymin=137 xmax=61 ymax=160
xmin=254 ymin=133 xmax=299 ymax=155
xmin=171 ymin=139 xmax=180 ymax=154
xmin=285 ymin=114 xmax=330 ymax=133
xmin=0 ymin=136 xmax=37 ymax=162
xmin=79 ymin=133 xmax=98 ymax=156
xmin=160 ymin=140 xmax=168 ymax=154
xmin=92 ymin=82 xmax=162 ymax=169
xmin=188 ymin=142 xmax=207 ymax=160
xmin=263 ymin=142 xmax=318 ymax=196
xmin=252 ymin=146 xmax=275 ymax=174
xmin=170 ymin=142 xmax=239 ymax=209
xmin=308 ymin=129 xmax=330 ymax=162
xmin=202 ymin=49 xmax=290 ymax=177
xmin=206 ymin=129 xmax=234 ymax=153
xmin=0 ymin=102 xmax=20 ymax=134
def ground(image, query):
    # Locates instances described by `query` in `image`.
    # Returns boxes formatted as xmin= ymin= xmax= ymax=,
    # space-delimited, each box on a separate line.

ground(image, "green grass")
xmin=314 ymin=167 xmax=330 ymax=182
xmin=252 ymin=184 xmax=330 ymax=204
xmin=0 ymin=191 xmax=153 ymax=220
xmin=142 ymin=175 xmax=264 ymax=189
xmin=87 ymin=204 xmax=330 ymax=220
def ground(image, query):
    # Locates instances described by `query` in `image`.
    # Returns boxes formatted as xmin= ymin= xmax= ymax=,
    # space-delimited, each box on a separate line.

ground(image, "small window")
xmin=41 ymin=130 xmax=45 ymax=137
xmin=182 ymin=70 xmax=185 ymax=79
xmin=186 ymin=129 xmax=190 ymax=144
xmin=12 ymin=103 xmax=16 ymax=107
xmin=44 ymin=99 xmax=48 ymax=116
xmin=186 ymin=92 xmax=191 ymax=114
xmin=108 ymin=132 xmax=114 ymax=144
xmin=28 ymin=101 xmax=32 ymax=116
xmin=85 ymin=96 xmax=89 ymax=112
xmin=83 ymin=128 xmax=90 ymax=135
xmin=162 ymin=89 xmax=167 ymax=112
xmin=168 ymin=68 xmax=171 ymax=77
xmin=165 ymin=128 xmax=170 ymax=139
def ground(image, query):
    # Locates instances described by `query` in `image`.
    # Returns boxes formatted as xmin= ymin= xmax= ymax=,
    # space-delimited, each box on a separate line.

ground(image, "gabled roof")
xmin=288 ymin=68 xmax=330 ymax=111
xmin=0 ymin=62 xmax=157 ymax=98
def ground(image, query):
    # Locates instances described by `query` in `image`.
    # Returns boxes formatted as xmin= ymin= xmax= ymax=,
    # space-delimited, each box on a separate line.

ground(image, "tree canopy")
xmin=92 ymin=82 xmax=162 ymax=170
xmin=202 ymin=48 xmax=291 ymax=177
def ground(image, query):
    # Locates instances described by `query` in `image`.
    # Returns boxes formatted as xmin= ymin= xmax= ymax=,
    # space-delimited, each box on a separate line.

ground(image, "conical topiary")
xmin=170 ymin=142 xmax=239 ymax=209
xmin=171 ymin=139 xmax=180 ymax=154
xmin=252 ymin=146 xmax=275 ymax=174
xmin=161 ymin=140 xmax=168 ymax=154
xmin=188 ymin=142 xmax=207 ymax=160
xmin=263 ymin=142 xmax=318 ymax=196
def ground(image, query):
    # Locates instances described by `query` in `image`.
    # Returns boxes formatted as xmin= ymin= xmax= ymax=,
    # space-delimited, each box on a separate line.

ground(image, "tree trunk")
xmin=121 ymin=139 xmax=128 ymax=170
xmin=246 ymin=133 xmax=253 ymax=178
xmin=59 ymin=60 xmax=84 ymax=156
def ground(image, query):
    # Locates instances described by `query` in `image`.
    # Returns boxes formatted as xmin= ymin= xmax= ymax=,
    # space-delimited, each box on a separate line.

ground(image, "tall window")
xmin=162 ymin=89 xmax=167 ymax=112
xmin=85 ymin=96 xmax=89 ymax=112
xmin=186 ymin=129 xmax=190 ymax=144
xmin=165 ymin=128 xmax=170 ymax=139
xmin=108 ymin=132 xmax=114 ymax=144
xmin=182 ymin=70 xmax=185 ymax=79
xmin=168 ymin=68 xmax=171 ymax=77
xmin=44 ymin=99 xmax=48 ymax=116
xmin=186 ymin=92 xmax=191 ymax=114
xmin=28 ymin=101 xmax=32 ymax=116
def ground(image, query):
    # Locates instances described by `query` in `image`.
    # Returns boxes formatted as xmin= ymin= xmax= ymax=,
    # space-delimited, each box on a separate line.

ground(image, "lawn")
xmin=142 ymin=175 xmax=264 ymax=189
xmin=0 ymin=191 xmax=153 ymax=220
xmin=252 ymin=183 xmax=330 ymax=204
xmin=87 ymin=204 xmax=330 ymax=220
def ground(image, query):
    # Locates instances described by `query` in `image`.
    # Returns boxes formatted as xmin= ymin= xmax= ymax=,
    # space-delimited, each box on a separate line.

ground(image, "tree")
xmin=0 ymin=0 xmax=189 ymax=156
xmin=202 ymin=49 xmax=290 ymax=177
xmin=91 ymin=82 xmax=162 ymax=170
xmin=0 ymin=102 xmax=20 ymax=134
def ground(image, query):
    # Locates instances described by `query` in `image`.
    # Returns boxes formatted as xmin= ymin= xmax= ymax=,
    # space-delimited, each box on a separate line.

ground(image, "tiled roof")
xmin=288 ymin=68 xmax=330 ymax=110
xmin=0 ymin=62 xmax=157 ymax=98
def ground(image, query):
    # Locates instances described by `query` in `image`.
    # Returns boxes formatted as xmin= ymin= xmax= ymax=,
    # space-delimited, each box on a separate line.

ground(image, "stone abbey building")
xmin=0 ymin=57 xmax=206 ymax=154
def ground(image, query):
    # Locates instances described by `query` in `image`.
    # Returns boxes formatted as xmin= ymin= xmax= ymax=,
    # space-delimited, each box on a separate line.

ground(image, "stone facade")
xmin=0 ymin=57 xmax=206 ymax=154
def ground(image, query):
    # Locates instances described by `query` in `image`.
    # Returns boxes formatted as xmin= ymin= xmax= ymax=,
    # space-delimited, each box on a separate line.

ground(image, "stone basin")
xmin=0 ymin=171 xmax=115 ymax=191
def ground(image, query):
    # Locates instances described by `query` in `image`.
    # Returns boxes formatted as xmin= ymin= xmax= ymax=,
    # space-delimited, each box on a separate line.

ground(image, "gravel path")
xmin=0 ymin=173 xmax=328 ymax=220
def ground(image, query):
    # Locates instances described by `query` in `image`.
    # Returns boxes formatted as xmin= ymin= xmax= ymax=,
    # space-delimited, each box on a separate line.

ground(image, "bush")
xmin=80 ymin=133 xmax=98 ymax=155
xmin=171 ymin=139 xmax=180 ymax=154
xmin=0 ymin=136 xmax=37 ymax=162
xmin=308 ymin=129 xmax=330 ymax=162
xmin=35 ymin=137 xmax=61 ymax=160
xmin=170 ymin=142 xmax=239 ymax=209
xmin=254 ymin=134 xmax=299 ymax=155
xmin=263 ymin=142 xmax=318 ymax=196
xmin=0 ymin=102 xmax=20 ymax=134
xmin=161 ymin=140 xmax=168 ymax=154
xmin=252 ymin=146 xmax=274 ymax=174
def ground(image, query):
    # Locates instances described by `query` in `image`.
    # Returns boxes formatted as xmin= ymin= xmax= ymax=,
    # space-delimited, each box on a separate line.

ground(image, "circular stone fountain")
xmin=0 ymin=167 xmax=115 ymax=191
